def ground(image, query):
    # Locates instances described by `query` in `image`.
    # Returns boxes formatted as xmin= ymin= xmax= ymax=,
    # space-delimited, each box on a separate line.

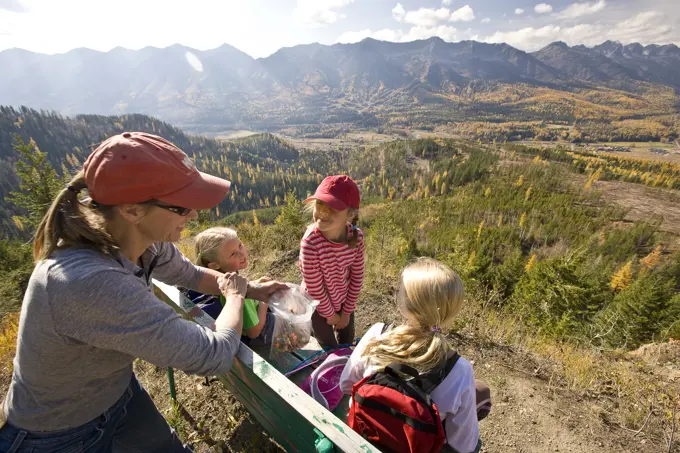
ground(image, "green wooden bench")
xmin=152 ymin=279 xmax=380 ymax=453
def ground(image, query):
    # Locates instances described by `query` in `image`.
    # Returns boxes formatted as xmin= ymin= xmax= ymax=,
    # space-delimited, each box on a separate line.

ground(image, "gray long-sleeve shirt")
xmin=2 ymin=242 xmax=241 ymax=432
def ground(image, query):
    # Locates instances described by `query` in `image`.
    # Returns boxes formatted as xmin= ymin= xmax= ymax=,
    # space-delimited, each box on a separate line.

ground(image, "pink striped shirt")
xmin=299 ymin=224 xmax=365 ymax=318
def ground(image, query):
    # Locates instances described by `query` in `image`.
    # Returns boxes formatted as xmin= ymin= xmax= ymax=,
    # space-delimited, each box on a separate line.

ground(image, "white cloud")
xmin=442 ymin=0 xmax=452 ymax=5
xmin=481 ymin=17 xmax=491 ymax=23
xmin=404 ymin=25 xmax=458 ymax=42
xmin=558 ymin=0 xmax=606 ymax=19
xmin=450 ymin=5 xmax=475 ymax=22
xmin=403 ymin=7 xmax=451 ymax=27
xmin=337 ymin=28 xmax=401 ymax=43
xmin=483 ymin=11 xmax=679 ymax=51
xmin=292 ymin=0 xmax=355 ymax=27
xmin=337 ymin=24 xmax=477 ymax=45
xmin=534 ymin=3 xmax=553 ymax=14
xmin=515 ymin=8 xmax=525 ymax=15
xmin=0 ymin=0 xmax=26 ymax=13
xmin=0 ymin=0 xmax=285 ymax=57
xmin=392 ymin=3 xmax=406 ymax=22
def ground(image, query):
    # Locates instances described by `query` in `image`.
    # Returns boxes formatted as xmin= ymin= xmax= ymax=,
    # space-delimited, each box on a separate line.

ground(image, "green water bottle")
xmin=314 ymin=428 xmax=335 ymax=453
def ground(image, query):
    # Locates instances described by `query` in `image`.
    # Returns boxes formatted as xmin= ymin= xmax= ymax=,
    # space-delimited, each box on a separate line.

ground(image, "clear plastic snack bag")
xmin=268 ymin=283 xmax=319 ymax=355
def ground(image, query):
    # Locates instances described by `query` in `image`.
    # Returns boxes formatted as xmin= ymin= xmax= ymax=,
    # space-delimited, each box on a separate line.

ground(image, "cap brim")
xmin=157 ymin=171 xmax=231 ymax=210
xmin=303 ymin=193 xmax=348 ymax=211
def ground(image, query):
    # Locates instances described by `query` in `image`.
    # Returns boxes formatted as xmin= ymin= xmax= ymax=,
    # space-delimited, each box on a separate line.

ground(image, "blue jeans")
xmin=0 ymin=375 xmax=191 ymax=453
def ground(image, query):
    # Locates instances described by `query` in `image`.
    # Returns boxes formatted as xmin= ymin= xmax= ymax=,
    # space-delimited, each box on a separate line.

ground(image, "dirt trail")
xmin=460 ymin=348 xmax=647 ymax=453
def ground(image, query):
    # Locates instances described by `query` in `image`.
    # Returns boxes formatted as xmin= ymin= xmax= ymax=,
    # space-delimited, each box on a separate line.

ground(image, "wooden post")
xmin=167 ymin=366 xmax=177 ymax=401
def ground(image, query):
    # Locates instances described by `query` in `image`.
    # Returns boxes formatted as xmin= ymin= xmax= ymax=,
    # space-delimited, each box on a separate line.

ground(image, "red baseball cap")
xmin=83 ymin=132 xmax=231 ymax=210
xmin=304 ymin=175 xmax=360 ymax=210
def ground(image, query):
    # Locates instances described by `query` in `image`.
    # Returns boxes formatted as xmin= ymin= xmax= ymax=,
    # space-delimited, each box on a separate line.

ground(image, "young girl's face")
xmin=313 ymin=201 xmax=352 ymax=234
xmin=211 ymin=238 xmax=248 ymax=272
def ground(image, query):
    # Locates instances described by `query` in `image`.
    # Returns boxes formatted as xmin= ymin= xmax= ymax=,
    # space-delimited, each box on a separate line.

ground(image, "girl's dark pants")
xmin=311 ymin=311 xmax=355 ymax=348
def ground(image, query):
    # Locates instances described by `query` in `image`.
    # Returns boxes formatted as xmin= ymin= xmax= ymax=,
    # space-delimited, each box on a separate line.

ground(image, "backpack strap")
xmin=419 ymin=352 xmax=461 ymax=394
xmin=384 ymin=362 xmax=421 ymax=380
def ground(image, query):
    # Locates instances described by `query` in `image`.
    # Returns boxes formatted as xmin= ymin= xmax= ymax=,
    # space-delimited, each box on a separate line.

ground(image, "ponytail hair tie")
xmin=67 ymin=185 xmax=81 ymax=194
xmin=430 ymin=325 xmax=441 ymax=334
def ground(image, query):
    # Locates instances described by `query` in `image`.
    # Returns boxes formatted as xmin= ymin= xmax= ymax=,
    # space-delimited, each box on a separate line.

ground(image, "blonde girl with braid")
xmin=340 ymin=258 xmax=490 ymax=453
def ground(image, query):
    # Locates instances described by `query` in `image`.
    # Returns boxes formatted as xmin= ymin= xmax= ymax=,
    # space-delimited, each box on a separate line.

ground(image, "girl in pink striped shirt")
xmin=299 ymin=175 xmax=365 ymax=348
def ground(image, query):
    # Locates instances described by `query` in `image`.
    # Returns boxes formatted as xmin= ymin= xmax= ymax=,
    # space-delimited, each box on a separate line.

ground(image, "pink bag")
xmin=300 ymin=348 xmax=352 ymax=411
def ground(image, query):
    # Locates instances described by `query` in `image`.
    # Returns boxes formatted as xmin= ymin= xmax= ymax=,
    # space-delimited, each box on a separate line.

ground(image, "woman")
xmin=0 ymin=132 xmax=285 ymax=452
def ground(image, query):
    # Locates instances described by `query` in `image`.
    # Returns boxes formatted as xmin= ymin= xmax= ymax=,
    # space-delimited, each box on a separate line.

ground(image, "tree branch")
xmin=668 ymin=401 xmax=677 ymax=453
xmin=615 ymin=408 xmax=654 ymax=437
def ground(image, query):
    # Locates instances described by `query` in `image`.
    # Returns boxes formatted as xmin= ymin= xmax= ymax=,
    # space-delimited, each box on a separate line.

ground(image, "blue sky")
xmin=0 ymin=0 xmax=678 ymax=57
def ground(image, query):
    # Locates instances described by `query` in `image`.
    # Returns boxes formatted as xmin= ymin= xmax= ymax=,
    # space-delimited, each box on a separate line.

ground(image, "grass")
xmin=165 ymin=400 xmax=189 ymax=440
xmin=454 ymin=292 xmax=680 ymax=445
xmin=0 ymin=312 xmax=19 ymax=373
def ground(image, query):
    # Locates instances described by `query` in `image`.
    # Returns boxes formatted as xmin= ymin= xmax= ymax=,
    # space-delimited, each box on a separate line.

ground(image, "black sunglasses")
xmin=145 ymin=202 xmax=192 ymax=216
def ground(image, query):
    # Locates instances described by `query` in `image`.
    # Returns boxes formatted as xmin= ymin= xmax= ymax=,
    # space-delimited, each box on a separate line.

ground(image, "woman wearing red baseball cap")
xmin=0 ymin=132 xmax=285 ymax=452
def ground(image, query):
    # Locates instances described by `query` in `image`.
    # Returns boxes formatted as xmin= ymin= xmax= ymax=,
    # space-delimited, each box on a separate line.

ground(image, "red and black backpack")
xmin=348 ymin=353 xmax=460 ymax=453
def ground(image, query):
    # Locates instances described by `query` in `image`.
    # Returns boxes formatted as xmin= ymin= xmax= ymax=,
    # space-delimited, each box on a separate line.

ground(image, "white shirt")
xmin=339 ymin=323 xmax=480 ymax=453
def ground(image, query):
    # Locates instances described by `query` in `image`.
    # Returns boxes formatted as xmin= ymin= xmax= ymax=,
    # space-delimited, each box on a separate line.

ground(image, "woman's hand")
xmin=335 ymin=312 xmax=351 ymax=330
xmin=217 ymin=272 xmax=248 ymax=298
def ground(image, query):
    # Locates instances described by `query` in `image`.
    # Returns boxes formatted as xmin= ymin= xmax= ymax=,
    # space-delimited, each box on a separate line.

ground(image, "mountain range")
xmin=1 ymin=38 xmax=679 ymax=128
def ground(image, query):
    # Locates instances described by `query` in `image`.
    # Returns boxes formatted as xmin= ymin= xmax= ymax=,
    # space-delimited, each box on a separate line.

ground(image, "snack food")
xmin=268 ymin=283 xmax=319 ymax=355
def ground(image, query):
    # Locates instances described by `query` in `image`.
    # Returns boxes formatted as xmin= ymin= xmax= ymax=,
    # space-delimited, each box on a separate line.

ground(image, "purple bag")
xmin=300 ymin=348 xmax=352 ymax=411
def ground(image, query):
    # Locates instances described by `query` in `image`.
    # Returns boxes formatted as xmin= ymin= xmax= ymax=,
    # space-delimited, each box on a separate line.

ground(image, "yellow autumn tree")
xmin=584 ymin=168 xmax=603 ymax=190
xmin=525 ymin=254 xmax=537 ymax=273
xmin=515 ymin=175 xmax=524 ymax=187
xmin=12 ymin=216 xmax=24 ymax=231
xmin=519 ymin=212 xmax=527 ymax=228
xmin=484 ymin=187 xmax=492 ymax=198
xmin=476 ymin=220 xmax=484 ymax=241
xmin=610 ymin=261 xmax=633 ymax=292
xmin=524 ymin=184 xmax=533 ymax=202
xmin=640 ymin=245 xmax=662 ymax=270
xmin=252 ymin=210 xmax=260 ymax=227
xmin=467 ymin=250 xmax=477 ymax=267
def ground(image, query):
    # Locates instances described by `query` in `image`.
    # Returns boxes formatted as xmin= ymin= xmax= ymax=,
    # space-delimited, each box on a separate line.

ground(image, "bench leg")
xmin=167 ymin=367 xmax=177 ymax=400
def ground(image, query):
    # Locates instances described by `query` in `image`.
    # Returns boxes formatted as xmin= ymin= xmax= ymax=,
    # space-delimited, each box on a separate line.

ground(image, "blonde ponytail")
xmin=33 ymin=171 xmax=118 ymax=262
xmin=362 ymin=258 xmax=465 ymax=372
